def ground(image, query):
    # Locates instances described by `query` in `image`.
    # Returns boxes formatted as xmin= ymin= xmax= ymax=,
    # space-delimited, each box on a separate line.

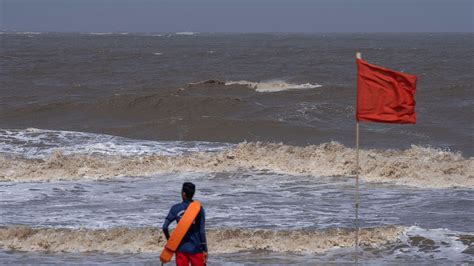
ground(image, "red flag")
xmin=356 ymin=59 xmax=417 ymax=124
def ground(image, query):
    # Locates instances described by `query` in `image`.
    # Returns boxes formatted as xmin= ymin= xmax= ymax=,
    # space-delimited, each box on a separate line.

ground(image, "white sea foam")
xmin=153 ymin=52 xmax=163 ymax=55
xmin=15 ymin=32 xmax=42 ymax=35
xmin=398 ymin=226 xmax=473 ymax=261
xmin=0 ymin=225 xmax=471 ymax=260
xmin=175 ymin=32 xmax=196 ymax=35
xmin=0 ymin=225 xmax=406 ymax=254
xmin=0 ymin=129 xmax=472 ymax=188
xmin=0 ymin=128 xmax=230 ymax=159
xmin=225 ymin=80 xmax=322 ymax=92
xmin=89 ymin=32 xmax=114 ymax=35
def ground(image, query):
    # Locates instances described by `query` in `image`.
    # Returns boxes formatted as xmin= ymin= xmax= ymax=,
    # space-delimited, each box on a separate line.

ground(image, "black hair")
xmin=182 ymin=182 xmax=195 ymax=199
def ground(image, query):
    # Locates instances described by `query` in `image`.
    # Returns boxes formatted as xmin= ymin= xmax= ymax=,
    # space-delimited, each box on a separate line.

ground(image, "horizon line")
xmin=1 ymin=29 xmax=473 ymax=34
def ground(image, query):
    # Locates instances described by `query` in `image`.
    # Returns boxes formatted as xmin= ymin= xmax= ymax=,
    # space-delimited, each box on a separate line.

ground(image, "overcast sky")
xmin=1 ymin=0 xmax=473 ymax=33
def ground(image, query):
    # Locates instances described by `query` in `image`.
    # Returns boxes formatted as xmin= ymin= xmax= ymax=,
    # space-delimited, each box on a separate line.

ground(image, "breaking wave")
xmin=0 ymin=128 xmax=230 ymax=159
xmin=0 ymin=141 xmax=472 ymax=188
xmin=175 ymin=32 xmax=196 ymax=36
xmin=0 ymin=226 xmax=405 ymax=254
xmin=13 ymin=31 xmax=43 ymax=35
xmin=88 ymin=32 xmax=114 ymax=35
xmin=225 ymin=80 xmax=322 ymax=92
xmin=1 ymin=226 xmax=471 ymax=257
xmin=188 ymin=79 xmax=322 ymax=92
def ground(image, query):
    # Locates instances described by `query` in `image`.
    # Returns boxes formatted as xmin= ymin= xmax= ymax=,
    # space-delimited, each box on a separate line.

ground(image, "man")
xmin=162 ymin=182 xmax=208 ymax=266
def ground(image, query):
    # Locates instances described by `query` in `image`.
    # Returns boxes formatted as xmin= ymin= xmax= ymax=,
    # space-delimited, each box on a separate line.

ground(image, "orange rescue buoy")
xmin=160 ymin=201 xmax=202 ymax=264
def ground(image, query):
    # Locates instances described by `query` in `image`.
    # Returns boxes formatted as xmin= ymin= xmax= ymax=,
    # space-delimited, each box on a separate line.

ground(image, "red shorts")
xmin=175 ymin=252 xmax=205 ymax=266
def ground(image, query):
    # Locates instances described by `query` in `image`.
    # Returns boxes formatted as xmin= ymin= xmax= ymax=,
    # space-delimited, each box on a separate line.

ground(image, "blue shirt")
xmin=162 ymin=199 xmax=207 ymax=253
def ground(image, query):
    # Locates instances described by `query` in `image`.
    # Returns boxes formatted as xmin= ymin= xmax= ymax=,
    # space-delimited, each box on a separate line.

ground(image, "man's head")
xmin=182 ymin=182 xmax=195 ymax=200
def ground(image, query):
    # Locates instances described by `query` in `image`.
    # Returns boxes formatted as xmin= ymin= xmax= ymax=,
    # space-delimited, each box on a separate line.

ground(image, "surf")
xmin=0 ymin=129 xmax=472 ymax=188
xmin=1 ymin=225 xmax=471 ymax=259
xmin=225 ymin=80 xmax=322 ymax=92
xmin=0 ymin=225 xmax=405 ymax=253
xmin=187 ymin=79 xmax=322 ymax=92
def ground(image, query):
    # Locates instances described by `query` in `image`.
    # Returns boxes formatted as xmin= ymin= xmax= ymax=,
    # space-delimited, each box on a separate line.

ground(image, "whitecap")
xmin=396 ymin=226 xmax=474 ymax=261
xmin=15 ymin=31 xmax=42 ymax=35
xmin=89 ymin=32 xmax=114 ymax=35
xmin=175 ymin=32 xmax=196 ymax=35
xmin=0 ymin=128 xmax=230 ymax=159
xmin=1 ymin=135 xmax=472 ymax=188
xmin=225 ymin=80 xmax=322 ymax=92
xmin=0 ymin=225 xmax=406 ymax=254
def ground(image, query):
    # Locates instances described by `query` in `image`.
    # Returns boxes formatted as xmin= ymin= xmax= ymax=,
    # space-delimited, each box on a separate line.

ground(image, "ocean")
xmin=0 ymin=32 xmax=473 ymax=264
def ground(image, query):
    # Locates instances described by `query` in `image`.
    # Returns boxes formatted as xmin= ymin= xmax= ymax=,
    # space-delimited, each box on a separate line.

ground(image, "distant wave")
xmin=14 ymin=32 xmax=43 ymax=35
xmin=188 ymin=79 xmax=322 ymax=92
xmin=0 ymin=225 xmax=405 ymax=254
xmin=1 ymin=135 xmax=472 ymax=188
xmin=225 ymin=80 xmax=322 ymax=92
xmin=88 ymin=32 xmax=114 ymax=35
xmin=175 ymin=32 xmax=196 ymax=36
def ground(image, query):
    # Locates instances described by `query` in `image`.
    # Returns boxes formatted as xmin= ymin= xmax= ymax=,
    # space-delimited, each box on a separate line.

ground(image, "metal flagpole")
xmin=355 ymin=52 xmax=362 ymax=263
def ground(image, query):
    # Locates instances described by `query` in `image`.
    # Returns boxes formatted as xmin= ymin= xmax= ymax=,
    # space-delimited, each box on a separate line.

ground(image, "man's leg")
xmin=188 ymin=252 xmax=205 ymax=266
xmin=175 ymin=252 xmax=189 ymax=266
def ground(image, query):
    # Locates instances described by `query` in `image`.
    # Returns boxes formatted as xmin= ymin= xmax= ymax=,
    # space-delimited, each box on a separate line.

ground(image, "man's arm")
xmin=162 ymin=207 xmax=176 ymax=240
xmin=199 ymin=207 xmax=208 ymax=252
